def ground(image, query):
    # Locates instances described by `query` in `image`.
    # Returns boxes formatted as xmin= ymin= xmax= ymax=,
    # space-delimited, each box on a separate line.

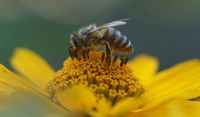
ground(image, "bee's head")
xmin=70 ymin=32 xmax=81 ymax=50
xmin=70 ymin=24 xmax=96 ymax=52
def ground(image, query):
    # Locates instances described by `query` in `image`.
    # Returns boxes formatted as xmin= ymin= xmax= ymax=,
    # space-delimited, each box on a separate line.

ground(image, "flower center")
xmin=47 ymin=51 xmax=144 ymax=104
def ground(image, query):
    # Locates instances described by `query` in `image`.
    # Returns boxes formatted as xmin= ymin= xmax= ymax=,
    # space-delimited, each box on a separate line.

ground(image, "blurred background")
xmin=0 ymin=0 xmax=200 ymax=116
xmin=0 ymin=0 xmax=200 ymax=70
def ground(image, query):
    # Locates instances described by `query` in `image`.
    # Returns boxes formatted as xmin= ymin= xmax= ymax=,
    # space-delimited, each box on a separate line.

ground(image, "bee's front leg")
xmin=68 ymin=46 xmax=78 ymax=59
xmin=105 ymin=42 xmax=112 ymax=65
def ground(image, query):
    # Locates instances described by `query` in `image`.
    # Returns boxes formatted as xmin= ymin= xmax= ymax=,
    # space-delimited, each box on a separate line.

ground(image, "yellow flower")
xmin=0 ymin=47 xmax=200 ymax=117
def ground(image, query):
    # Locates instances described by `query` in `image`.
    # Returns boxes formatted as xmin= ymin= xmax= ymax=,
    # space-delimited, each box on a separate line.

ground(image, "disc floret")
xmin=47 ymin=51 xmax=144 ymax=104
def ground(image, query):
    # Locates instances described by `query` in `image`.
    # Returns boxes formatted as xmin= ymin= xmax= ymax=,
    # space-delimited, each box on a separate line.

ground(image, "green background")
xmin=0 ymin=0 xmax=200 ymax=116
xmin=0 ymin=0 xmax=200 ymax=70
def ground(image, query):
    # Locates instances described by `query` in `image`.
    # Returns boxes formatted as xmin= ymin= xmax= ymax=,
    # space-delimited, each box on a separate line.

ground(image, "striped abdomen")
xmin=105 ymin=27 xmax=133 ymax=55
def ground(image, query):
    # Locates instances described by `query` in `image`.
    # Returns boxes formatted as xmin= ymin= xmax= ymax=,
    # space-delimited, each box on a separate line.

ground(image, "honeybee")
xmin=68 ymin=18 xmax=134 ymax=66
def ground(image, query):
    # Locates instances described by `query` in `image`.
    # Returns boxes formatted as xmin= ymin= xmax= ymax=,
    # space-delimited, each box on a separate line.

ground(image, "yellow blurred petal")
xmin=0 ymin=64 xmax=30 ymax=91
xmin=0 ymin=82 xmax=15 ymax=95
xmin=150 ymin=59 xmax=200 ymax=85
xmin=127 ymin=54 xmax=159 ymax=86
xmin=0 ymin=64 xmax=67 ymax=115
xmin=110 ymin=98 xmax=140 ymax=117
xmin=144 ymin=59 xmax=200 ymax=108
xmin=91 ymin=99 xmax=111 ymax=117
xmin=10 ymin=48 xmax=55 ymax=89
xmin=133 ymin=100 xmax=200 ymax=117
xmin=57 ymin=85 xmax=96 ymax=113
xmin=97 ymin=99 xmax=111 ymax=113
xmin=168 ymin=100 xmax=200 ymax=117
xmin=0 ymin=64 xmax=49 ymax=96
xmin=0 ymin=64 xmax=34 ymax=111
xmin=0 ymin=88 xmax=65 ymax=116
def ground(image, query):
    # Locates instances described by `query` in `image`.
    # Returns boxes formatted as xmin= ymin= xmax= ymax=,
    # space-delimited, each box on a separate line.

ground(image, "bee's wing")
xmin=100 ymin=18 xmax=129 ymax=28
xmin=88 ymin=18 xmax=129 ymax=34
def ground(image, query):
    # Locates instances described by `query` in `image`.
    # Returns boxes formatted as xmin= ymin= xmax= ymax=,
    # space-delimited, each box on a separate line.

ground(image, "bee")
xmin=68 ymin=18 xmax=134 ymax=66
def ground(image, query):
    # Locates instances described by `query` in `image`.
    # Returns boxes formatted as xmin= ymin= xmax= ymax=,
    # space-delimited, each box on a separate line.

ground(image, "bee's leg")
xmin=120 ymin=56 xmax=124 ymax=66
xmin=84 ymin=48 xmax=90 ymax=59
xmin=112 ymin=55 xmax=118 ymax=64
xmin=101 ymin=51 xmax=105 ymax=62
xmin=86 ymin=48 xmax=90 ymax=59
xmin=105 ymin=42 xmax=112 ymax=65
xmin=82 ymin=50 xmax=86 ymax=59
xmin=68 ymin=46 xmax=78 ymax=59
xmin=124 ymin=56 xmax=129 ymax=64
xmin=68 ymin=46 xmax=74 ymax=59
xmin=71 ymin=33 xmax=81 ymax=50
xmin=82 ymin=48 xmax=90 ymax=59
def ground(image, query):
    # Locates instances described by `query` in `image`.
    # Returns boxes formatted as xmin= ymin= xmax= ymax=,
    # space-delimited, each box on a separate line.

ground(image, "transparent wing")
xmin=100 ymin=18 xmax=129 ymax=28
xmin=88 ymin=18 xmax=129 ymax=34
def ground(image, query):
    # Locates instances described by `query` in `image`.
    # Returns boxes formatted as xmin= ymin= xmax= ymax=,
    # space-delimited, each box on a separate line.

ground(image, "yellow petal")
xmin=97 ymin=99 xmax=111 ymax=113
xmin=0 ymin=82 xmax=15 ymax=95
xmin=0 ymin=64 xmax=30 ymax=91
xmin=144 ymin=59 xmax=200 ymax=109
xmin=0 ymin=64 xmax=50 ymax=96
xmin=10 ymin=48 xmax=55 ymax=90
xmin=0 ymin=88 xmax=66 ymax=116
xmin=110 ymin=98 xmax=141 ymax=117
xmin=0 ymin=64 xmax=65 ymax=114
xmin=127 ymin=54 xmax=159 ymax=86
xmin=57 ymin=85 xmax=96 ymax=113
xmin=133 ymin=100 xmax=200 ymax=117
xmin=92 ymin=99 xmax=111 ymax=117
xmin=168 ymin=100 xmax=200 ymax=117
